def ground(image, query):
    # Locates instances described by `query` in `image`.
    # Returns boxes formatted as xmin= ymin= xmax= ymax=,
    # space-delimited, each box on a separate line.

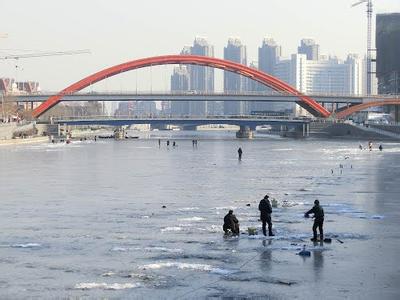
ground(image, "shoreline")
xmin=0 ymin=136 xmax=49 ymax=146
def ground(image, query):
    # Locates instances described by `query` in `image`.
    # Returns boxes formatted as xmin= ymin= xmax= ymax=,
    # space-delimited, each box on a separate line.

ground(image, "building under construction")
xmin=0 ymin=78 xmax=40 ymax=95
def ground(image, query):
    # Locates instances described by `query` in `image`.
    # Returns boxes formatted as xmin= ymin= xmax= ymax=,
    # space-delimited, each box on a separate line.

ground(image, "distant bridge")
xmin=14 ymin=92 xmax=367 ymax=104
xmin=52 ymin=116 xmax=309 ymax=128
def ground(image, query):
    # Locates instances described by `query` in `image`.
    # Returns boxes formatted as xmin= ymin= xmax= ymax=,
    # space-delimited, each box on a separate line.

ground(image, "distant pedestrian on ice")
xmin=238 ymin=147 xmax=243 ymax=161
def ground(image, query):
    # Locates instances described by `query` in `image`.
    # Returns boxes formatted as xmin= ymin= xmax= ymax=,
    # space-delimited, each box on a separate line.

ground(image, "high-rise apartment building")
xmin=255 ymin=38 xmax=283 ymax=112
xmin=170 ymin=66 xmax=190 ymax=116
xmin=376 ymin=13 xmax=400 ymax=121
xmin=134 ymin=101 xmax=157 ymax=116
xmin=259 ymin=38 xmax=282 ymax=76
xmin=246 ymin=61 xmax=260 ymax=93
xmin=376 ymin=15 xmax=400 ymax=92
xmin=223 ymin=38 xmax=247 ymax=115
xmin=376 ymin=13 xmax=400 ymax=95
xmin=188 ymin=37 xmax=214 ymax=116
xmin=275 ymin=54 xmax=364 ymax=116
xmin=298 ymin=39 xmax=320 ymax=60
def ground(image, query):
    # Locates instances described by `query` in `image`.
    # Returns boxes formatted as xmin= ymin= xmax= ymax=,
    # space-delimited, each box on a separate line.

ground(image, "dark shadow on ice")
xmin=259 ymin=239 xmax=273 ymax=271
xmin=312 ymin=241 xmax=324 ymax=281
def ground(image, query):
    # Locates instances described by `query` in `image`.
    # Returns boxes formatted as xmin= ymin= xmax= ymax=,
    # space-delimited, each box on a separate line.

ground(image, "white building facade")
xmin=274 ymin=54 xmax=365 ymax=116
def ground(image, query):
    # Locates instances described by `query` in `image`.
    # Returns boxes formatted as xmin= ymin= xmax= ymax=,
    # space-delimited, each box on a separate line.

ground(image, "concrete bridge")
xmin=13 ymin=92 xmax=366 ymax=105
xmin=52 ymin=116 xmax=311 ymax=138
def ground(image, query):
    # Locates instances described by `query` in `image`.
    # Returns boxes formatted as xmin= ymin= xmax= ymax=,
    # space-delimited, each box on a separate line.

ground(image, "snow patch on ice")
xmin=11 ymin=243 xmax=41 ymax=248
xmin=178 ymin=207 xmax=200 ymax=211
xmin=161 ymin=227 xmax=183 ymax=232
xmin=214 ymin=206 xmax=237 ymax=210
xmin=139 ymin=262 xmax=236 ymax=275
xmin=111 ymin=246 xmax=183 ymax=253
xmin=178 ymin=217 xmax=205 ymax=222
xmin=74 ymin=282 xmax=139 ymax=290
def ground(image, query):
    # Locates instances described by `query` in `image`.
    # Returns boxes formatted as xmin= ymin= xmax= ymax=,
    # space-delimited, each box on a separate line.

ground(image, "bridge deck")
xmin=53 ymin=117 xmax=311 ymax=127
xmin=13 ymin=93 xmax=368 ymax=104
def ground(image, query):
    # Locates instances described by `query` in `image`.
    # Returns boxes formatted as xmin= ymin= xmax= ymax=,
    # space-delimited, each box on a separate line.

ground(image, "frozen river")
xmin=0 ymin=131 xmax=399 ymax=299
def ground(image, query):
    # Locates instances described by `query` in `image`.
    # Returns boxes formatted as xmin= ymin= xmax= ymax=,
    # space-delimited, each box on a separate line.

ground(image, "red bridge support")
xmin=336 ymin=99 xmax=400 ymax=119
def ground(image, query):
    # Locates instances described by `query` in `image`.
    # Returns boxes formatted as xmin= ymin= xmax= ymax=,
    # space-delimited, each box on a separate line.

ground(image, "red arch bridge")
xmin=31 ymin=55 xmax=400 ymax=119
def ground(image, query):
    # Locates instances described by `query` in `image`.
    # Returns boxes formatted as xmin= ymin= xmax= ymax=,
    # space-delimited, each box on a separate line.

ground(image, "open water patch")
xmin=150 ymin=253 xmax=234 ymax=264
xmin=224 ymin=274 xmax=298 ymax=286
xmin=101 ymin=272 xmax=180 ymax=289
xmin=330 ymin=233 xmax=369 ymax=240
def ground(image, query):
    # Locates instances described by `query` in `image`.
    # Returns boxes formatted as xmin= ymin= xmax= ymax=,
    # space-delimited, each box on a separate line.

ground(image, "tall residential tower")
xmin=170 ymin=66 xmax=190 ymax=115
xmin=223 ymin=38 xmax=247 ymax=115
xmin=376 ymin=13 xmax=400 ymax=121
xmin=258 ymin=38 xmax=281 ymax=76
xmin=254 ymin=38 xmax=283 ymax=112
xmin=298 ymin=39 xmax=320 ymax=60
xmin=189 ymin=37 xmax=215 ymax=116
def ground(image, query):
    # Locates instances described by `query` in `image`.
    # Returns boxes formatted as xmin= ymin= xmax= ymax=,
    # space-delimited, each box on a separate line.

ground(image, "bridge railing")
xmin=52 ymin=114 xmax=316 ymax=122
xmin=15 ymin=90 xmax=399 ymax=98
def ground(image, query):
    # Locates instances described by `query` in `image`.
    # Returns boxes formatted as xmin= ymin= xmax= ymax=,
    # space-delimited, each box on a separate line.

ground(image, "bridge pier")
xmin=236 ymin=126 xmax=254 ymax=139
xmin=280 ymin=123 xmax=309 ymax=138
xmin=182 ymin=125 xmax=197 ymax=131
xmin=151 ymin=124 xmax=169 ymax=131
xmin=302 ymin=123 xmax=310 ymax=137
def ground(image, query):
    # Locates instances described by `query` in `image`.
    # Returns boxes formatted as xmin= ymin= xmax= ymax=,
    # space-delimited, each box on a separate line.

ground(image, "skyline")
xmin=1 ymin=0 xmax=399 ymax=91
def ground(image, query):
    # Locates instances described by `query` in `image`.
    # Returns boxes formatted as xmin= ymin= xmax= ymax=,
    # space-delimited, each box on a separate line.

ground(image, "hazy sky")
xmin=1 ymin=0 xmax=399 ymax=91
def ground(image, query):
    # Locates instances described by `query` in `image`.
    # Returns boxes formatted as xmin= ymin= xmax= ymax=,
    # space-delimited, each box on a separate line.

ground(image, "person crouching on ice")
xmin=304 ymin=199 xmax=324 ymax=241
xmin=223 ymin=210 xmax=240 ymax=236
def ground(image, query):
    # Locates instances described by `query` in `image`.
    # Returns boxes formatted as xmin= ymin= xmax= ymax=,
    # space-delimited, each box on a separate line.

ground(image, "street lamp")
xmin=1 ymin=91 xmax=5 ymax=122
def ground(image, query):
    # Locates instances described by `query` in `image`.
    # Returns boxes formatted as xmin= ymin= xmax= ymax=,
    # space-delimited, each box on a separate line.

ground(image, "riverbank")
xmin=0 ymin=136 xmax=49 ymax=146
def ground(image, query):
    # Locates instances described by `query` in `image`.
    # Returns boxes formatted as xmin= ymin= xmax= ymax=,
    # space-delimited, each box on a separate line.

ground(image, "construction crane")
xmin=352 ymin=0 xmax=373 ymax=95
xmin=0 ymin=49 xmax=91 ymax=60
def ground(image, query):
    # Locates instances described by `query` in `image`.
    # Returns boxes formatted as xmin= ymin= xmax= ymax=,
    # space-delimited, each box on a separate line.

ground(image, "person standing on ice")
xmin=237 ymin=147 xmax=243 ymax=161
xmin=259 ymin=195 xmax=274 ymax=236
xmin=304 ymin=199 xmax=324 ymax=241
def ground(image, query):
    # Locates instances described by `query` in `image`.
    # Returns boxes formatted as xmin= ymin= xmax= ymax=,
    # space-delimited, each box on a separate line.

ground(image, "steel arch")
xmin=32 ymin=55 xmax=331 ymax=118
xmin=336 ymin=99 xmax=400 ymax=119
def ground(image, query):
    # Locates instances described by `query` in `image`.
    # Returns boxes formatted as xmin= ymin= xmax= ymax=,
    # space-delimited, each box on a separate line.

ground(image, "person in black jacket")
xmin=223 ymin=210 xmax=240 ymax=235
xmin=305 ymin=199 xmax=324 ymax=241
xmin=259 ymin=195 xmax=274 ymax=236
xmin=238 ymin=147 xmax=243 ymax=160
